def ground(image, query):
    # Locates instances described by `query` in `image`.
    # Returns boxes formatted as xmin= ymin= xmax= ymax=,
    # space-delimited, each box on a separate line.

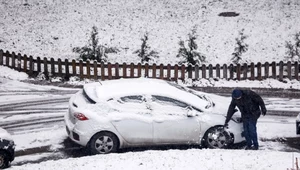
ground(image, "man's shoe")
xmin=253 ymin=146 xmax=259 ymax=150
xmin=245 ymin=146 xmax=252 ymax=150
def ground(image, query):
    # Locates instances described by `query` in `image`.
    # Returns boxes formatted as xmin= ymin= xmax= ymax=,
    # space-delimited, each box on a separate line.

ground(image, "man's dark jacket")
xmin=225 ymin=90 xmax=267 ymax=124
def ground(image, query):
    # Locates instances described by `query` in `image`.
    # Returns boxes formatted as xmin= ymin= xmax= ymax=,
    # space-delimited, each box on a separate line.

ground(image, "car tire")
xmin=203 ymin=126 xmax=233 ymax=149
xmin=89 ymin=132 xmax=119 ymax=154
xmin=0 ymin=150 xmax=9 ymax=169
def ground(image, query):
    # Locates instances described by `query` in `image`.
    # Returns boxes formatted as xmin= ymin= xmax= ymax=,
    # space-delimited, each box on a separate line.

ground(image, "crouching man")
xmin=224 ymin=88 xmax=267 ymax=150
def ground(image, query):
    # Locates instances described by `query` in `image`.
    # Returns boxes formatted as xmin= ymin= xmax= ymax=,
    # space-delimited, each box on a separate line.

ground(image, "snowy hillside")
xmin=0 ymin=0 xmax=300 ymax=65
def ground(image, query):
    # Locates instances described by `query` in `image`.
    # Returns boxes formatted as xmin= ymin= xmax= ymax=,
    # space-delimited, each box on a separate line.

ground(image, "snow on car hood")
xmin=0 ymin=127 xmax=13 ymax=141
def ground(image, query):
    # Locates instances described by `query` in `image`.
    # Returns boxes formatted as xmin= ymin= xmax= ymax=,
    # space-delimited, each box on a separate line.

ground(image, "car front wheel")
xmin=203 ymin=126 xmax=233 ymax=149
xmin=0 ymin=151 xmax=9 ymax=169
xmin=89 ymin=132 xmax=119 ymax=154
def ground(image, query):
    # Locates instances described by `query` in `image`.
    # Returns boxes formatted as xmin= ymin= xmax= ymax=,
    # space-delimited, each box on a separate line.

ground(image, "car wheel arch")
xmin=201 ymin=125 xmax=234 ymax=149
xmin=88 ymin=131 xmax=120 ymax=154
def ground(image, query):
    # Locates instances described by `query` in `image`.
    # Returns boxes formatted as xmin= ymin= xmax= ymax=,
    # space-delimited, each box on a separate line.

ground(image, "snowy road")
xmin=0 ymin=84 xmax=300 ymax=167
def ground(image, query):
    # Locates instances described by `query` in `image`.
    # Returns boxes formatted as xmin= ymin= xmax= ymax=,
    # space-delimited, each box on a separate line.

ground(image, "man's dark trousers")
xmin=243 ymin=119 xmax=258 ymax=149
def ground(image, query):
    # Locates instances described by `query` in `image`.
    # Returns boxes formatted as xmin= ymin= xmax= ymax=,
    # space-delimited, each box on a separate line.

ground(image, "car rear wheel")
xmin=89 ymin=132 xmax=119 ymax=154
xmin=0 ymin=150 xmax=9 ymax=169
xmin=203 ymin=126 xmax=233 ymax=149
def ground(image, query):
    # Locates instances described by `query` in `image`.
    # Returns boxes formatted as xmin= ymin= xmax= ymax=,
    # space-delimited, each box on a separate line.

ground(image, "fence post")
xmin=5 ymin=51 xmax=10 ymax=67
xmin=257 ymin=62 xmax=262 ymax=80
xmin=27 ymin=55 xmax=32 ymax=75
xmin=137 ymin=63 xmax=141 ymax=78
xmin=250 ymin=63 xmax=255 ymax=80
xmin=11 ymin=52 xmax=16 ymax=69
xmin=236 ymin=64 xmax=241 ymax=80
xmin=167 ymin=64 xmax=171 ymax=80
xmin=195 ymin=64 xmax=199 ymax=79
xmin=122 ymin=62 xmax=127 ymax=78
xmin=202 ymin=64 xmax=206 ymax=79
xmin=264 ymin=62 xmax=269 ymax=79
xmin=86 ymin=60 xmax=91 ymax=79
xmin=188 ymin=65 xmax=193 ymax=79
xmin=174 ymin=64 xmax=178 ymax=82
xmin=181 ymin=65 xmax=185 ymax=81
xmin=51 ymin=58 xmax=55 ymax=76
xmin=229 ymin=64 xmax=234 ymax=80
xmin=17 ymin=53 xmax=21 ymax=71
xmin=216 ymin=64 xmax=220 ymax=78
xmin=72 ymin=59 xmax=76 ymax=76
xmin=101 ymin=62 xmax=105 ymax=80
xmin=37 ymin=57 xmax=41 ymax=73
xmin=242 ymin=63 xmax=247 ymax=80
xmin=23 ymin=54 xmax=28 ymax=71
xmin=115 ymin=63 xmax=119 ymax=79
xmin=65 ymin=59 xmax=69 ymax=79
xmin=93 ymin=61 xmax=98 ymax=80
xmin=0 ymin=50 xmax=3 ymax=65
xmin=209 ymin=64 xmax=213 ymax=78
xmin=130 ymin=63 xmax=134 ymax=78
xmin=279 ymin=61 xmax=283 ymax=81
xmin=79 ymin=60 xmax=83 ymax=80
xmin=160 ymin=64 xmax=164 ymax=79
xmin=108 ymin=62 xmax=112 ymax=80
xmin=152 ymin=63 xmax=156 ymax=78
xmin=223 ymin=64 xmax=227 ymax=80
xmin=57 ymin=58 xmax=62 ymax=77
xmin=44 ymin=57 xmax=48 ymax=76
xmin=295 ymin=62 xmax=299 ymax=80
xmin=271 ymin=62 xmax=276 ymax=79
xmin=145 ymin=63 xmax=149 ymax=78
xmin=287 ymin=61 xmax=292 ymax=80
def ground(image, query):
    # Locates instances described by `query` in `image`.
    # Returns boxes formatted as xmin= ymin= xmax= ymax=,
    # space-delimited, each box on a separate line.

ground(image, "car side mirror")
xmin=186 ymin=106 xmax=198 ymax=117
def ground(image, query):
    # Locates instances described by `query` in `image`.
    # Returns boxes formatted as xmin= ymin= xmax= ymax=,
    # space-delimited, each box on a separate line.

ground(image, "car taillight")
xmin=74 ymin=113 xmax=89 ymax=121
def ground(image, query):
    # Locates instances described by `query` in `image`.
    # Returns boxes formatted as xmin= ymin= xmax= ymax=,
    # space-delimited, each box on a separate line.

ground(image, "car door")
xmin=150 ymin=95 xmax=201 ymax=144
xmin=107 ymin=95 xmax=153 ymax=145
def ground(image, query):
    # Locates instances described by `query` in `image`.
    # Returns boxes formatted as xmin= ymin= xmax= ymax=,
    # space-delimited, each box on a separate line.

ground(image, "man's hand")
xmin=262 ymin=111 xmax=266 ymax=116
xmin=224 ymin=123 xmax=228 ymax=128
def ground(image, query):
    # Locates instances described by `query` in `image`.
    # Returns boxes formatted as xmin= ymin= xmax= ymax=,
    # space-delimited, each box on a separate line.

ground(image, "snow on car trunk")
xmin=0 ymin=128 xmax=13 ymax=141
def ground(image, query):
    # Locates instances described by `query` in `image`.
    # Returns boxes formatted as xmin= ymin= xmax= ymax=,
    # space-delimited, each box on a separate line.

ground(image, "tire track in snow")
xmin=1 ymin=116 xmax=64 ymax=130
xmin=0 ymin=97 xmax=69 ymax=111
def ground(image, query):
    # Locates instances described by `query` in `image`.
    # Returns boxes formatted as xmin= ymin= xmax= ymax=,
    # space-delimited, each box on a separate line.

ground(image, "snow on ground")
xmin=0 ymin=0 xmax=300 ymax=65
xmin=10 ymin=149 xmax=300 ymax=170
xmin=1 ymin=66 xmax=300 ymax=170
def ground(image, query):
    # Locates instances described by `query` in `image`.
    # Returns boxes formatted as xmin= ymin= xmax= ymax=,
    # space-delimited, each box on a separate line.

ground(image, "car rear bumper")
xmin=64 ymin=111 xmax=91 ymax=147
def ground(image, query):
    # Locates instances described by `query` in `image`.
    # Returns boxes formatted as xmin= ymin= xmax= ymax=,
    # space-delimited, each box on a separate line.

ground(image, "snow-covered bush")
xmin=134 ymin=32 xmax=159 ymax=64
xmin=285 ymin=31 xmax=300 ymax=62
xmin=176 ymin=27 xmax=206 ymax=66
xmin=72 ymin=26 xmax=119 ymax=62
xmin=231 ymin=29 xmax=249 ymax=65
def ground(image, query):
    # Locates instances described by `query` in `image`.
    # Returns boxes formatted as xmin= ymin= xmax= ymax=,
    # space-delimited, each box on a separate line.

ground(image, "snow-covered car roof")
xmin=83 ymin=78 xmax=223 ymax=112
xmin=0 ymin=127 xmax=13 ymax=141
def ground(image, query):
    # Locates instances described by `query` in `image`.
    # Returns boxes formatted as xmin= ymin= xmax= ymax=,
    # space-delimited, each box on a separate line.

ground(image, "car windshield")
xmin=167 ymin=82 xmax=215 ymax=109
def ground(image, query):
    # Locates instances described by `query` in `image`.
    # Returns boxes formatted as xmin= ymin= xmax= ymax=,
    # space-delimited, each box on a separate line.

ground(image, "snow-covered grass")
xmin=1 ymin=0 xmax=300 ymax=65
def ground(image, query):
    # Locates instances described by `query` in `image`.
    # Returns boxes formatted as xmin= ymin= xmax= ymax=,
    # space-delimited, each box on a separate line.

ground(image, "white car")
xmin=65 ymin=78 xmax=244 ymax=154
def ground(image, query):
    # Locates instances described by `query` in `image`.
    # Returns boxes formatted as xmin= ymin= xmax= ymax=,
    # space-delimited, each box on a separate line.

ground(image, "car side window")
xmin=151 ymin=95 xmax=188 ymax=108
xmin=120 ymin=95 xmax=144 ymax=103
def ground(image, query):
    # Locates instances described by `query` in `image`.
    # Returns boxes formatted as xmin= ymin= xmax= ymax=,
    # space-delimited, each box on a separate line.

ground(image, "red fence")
xmin=0 ymin=50 xmax=299 ymax=81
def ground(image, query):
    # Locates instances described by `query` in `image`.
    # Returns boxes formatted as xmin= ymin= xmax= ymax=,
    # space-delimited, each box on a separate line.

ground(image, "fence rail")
xmin=0 ymin=50 xmax=299 ymax=81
